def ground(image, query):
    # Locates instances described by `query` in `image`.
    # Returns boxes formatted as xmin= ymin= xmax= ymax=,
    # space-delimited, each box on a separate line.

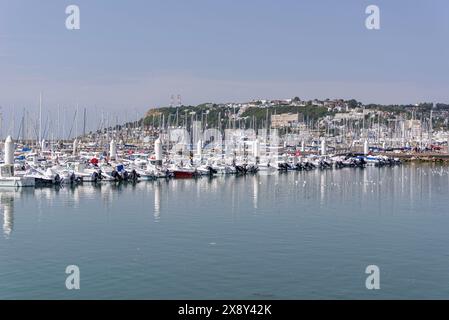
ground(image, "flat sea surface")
xmin=1 ymin=164 xmax=449 ymax=299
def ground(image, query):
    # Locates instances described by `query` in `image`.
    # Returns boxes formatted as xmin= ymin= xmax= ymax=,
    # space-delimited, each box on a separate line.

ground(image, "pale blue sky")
xmin=0 ymin=0 xmax=448 ymax=135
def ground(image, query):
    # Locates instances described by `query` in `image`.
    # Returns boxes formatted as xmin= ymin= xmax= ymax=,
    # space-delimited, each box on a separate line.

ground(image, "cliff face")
xmin=145 ymin=108 xmax=164 ymax=117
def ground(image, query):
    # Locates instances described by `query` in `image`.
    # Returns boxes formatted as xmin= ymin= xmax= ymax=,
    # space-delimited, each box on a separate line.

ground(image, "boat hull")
xmin=173 ymin=170 xmax=196 ymax=179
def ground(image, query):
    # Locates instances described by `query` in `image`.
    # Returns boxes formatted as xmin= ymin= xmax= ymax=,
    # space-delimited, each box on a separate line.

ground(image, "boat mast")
xmin=39 ymin=92 xmax=42 ymax=146
xmin=83 ymin=107 xmax=87 ymax=138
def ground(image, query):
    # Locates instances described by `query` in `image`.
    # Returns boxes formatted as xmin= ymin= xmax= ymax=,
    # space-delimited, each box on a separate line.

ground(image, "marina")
xmin=1 ymin=98 xmax=448 ymax=300
xmin=1 ymin=120 xmax=448 ymax=299
xmin=1 ymin=0 xmax=449 ymax=305
xmin=0 ymin=133 xmax=407 ymax=187
xmin=2 ymin=94 xmax=449 ymax=189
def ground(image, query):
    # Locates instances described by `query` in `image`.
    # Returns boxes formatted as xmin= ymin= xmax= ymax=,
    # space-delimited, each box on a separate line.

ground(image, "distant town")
xmin=141 ymin=98 xmax=449 ymax=133
xmin=62 ymin=97 xmax=448 ymax=154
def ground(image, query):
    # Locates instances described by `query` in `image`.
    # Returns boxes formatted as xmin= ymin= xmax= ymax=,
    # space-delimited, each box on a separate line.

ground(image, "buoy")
xmin=109 ymin=139 xmax=117 ymax=160
xmin=4 ymin=135 xmax=14 ymax=165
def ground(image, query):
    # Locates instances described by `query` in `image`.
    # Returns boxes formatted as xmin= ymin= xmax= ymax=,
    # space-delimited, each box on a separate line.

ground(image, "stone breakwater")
xmin=381 ymin=153 xmax=449 ymax=163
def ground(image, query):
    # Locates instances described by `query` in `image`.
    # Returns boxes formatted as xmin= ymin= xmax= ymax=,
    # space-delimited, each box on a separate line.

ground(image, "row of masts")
xmin=1 ymin=95 xmax=447 ymax=152
xmin=1 ymin=95 xmax=143 ymax=144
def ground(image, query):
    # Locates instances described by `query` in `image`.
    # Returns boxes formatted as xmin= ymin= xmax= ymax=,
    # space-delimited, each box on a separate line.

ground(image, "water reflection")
xmin=2 ymin=164 xmax=449 ymax=235
xmin=253 ymin=175 xmax=259 ymax=210
xmin=1 ymin=192 xmax=14 ymax=238
xmin=154 ymin=181 xmax=161 ymax=221
xmin=0 ymin=189 xmax=32 ymax=238
xmin=2 ymin=164 xmax=449 ymax=299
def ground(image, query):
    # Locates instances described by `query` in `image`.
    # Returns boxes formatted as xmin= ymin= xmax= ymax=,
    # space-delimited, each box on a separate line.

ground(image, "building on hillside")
xmin=333 ymin=111 xmax=364 ymax=121
xmin=271 ymin=113 xmax=303 ymax=128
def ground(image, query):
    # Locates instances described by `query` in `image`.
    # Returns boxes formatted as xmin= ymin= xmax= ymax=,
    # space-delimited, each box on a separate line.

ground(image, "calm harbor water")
xmin=1 ymin=164 xmax=449 ymax=299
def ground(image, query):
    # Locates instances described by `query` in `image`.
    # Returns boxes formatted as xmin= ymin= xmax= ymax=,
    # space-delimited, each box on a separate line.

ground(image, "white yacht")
xmin=0 ymin=164 xmax=35 ymax=187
